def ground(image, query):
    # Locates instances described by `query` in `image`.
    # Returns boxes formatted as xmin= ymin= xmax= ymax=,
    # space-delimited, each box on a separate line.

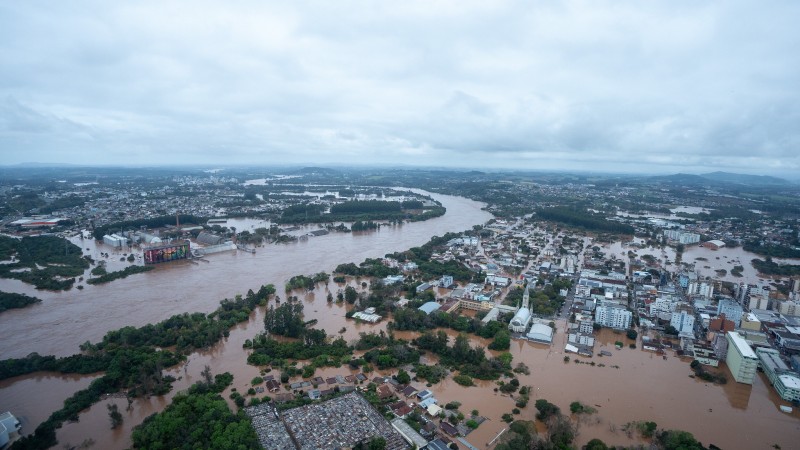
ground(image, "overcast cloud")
xmin=1 ymin=1 xmax=798 ymax=176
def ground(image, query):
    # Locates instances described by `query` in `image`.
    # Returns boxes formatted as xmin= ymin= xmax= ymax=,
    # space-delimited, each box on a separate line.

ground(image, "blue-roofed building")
xmin=419 ymin=397 xmax=437 ymax=408
xmin=418 ymin=302 xmax=440 ymax=315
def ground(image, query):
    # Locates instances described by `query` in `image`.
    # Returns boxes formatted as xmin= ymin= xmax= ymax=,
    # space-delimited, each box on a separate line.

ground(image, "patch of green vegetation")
xmin=86 ymin=265 xmax=154 ymax=285
xmin=131 ymin=373 xmax=259 ymax=449
xmin=752 ymin=258 xmax=800 ymax=276
xmin=0 ymin=235 xmax=89 ymax=290
xmin=0 ymin=291 xmax=42 ymax=314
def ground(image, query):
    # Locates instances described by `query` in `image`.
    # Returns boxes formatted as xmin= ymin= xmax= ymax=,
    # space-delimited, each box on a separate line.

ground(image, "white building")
xmin=527 ymin=323 xmax=554 ymax=343
xmin=649 ymin=298 xmax=677 ymax=316
xmin=509 ymin=285 xmax=532 ymax=333
xmin=670 ymin=311 xmax=696 ymax=336
xmin=595 ymin=304 xmax=632 ymax=329
xmin=383 ymin=275 xmax=404 ymax=285
xmin=568 ymin=332 xmax=595 ymax=347
xmin=439 ymin=275 xmax=454 ymax=287
xmin=687 ymin=281 xmax=714 ymax=298
xmin=663 ymin=229 xmax=700 ymax=244
xmin=778 ymin=300 xmax=800 ymax=316
xmin=485 ymin=275 xmax=511 ymax=286
xmin=756 ymin=347 xmax=800 ymax=402
xmin=748 ymin=294 xmax=770 ymax=311
xmin=103 ymin=233 xmax=127 ymax=248
xmin=725 ymin=331 xmax=758 ymax=384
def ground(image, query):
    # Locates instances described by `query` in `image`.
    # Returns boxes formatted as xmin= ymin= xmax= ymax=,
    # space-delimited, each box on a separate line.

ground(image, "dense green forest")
xmin=131 ymin=373 xmax=259 ymax=449
xmin=0 ymin=291 xmax=41 ymax=313
xmin=330 ymin=200 xmax=402 ymax=214
xmin=744 ymin=241 xmax=800 ymax=258
xmin=334 ymin=259 xmax=400 ymax=278
xmin=535 ymin=207 xmax=635 ymax=235
xmin=0 ymin=235 xmax=89 ymax=290
xmin=752 ymin=258 xmax=800 ymax=276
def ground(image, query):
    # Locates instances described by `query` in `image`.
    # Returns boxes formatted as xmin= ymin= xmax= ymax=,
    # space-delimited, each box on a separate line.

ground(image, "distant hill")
xmin=287 ymin=166 xmax=340 ymax=175
xmin=699 ymin=171 xmax=790 ymax=186
xmin=645 ymin=171 xmax=791 ymax=187
xmin=649 ymin=173 xmax=710 ymax=185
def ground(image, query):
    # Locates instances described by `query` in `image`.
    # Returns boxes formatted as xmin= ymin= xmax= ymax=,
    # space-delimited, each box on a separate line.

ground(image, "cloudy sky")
xmin=1 ymin=1 xmax=798 ymax=176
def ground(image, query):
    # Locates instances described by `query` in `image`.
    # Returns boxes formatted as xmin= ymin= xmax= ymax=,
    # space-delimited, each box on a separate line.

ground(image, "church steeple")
xmin=522 ymin=283 xmax=530 ymax=310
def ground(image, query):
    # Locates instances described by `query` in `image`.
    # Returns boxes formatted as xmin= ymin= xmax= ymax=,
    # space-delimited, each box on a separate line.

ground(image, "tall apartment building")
xmin=718 ymin=298 xmax=744 ymax=327
xmin=725 ymin=331 xmax=758 ymax=384
xmin=777 ymin=300 xmax=799 ymax=316
xmin=595 ymin=304 xmax=632 ymax=329
xmin=687 ymin=281 xmax=714 ymax=298
xmin=748 ymin=294 xmax=770 ymax=311
xmin=670 ymin=310 xmax=695 ymax=336
xmin=663 ymin=229 xmax=700 ymax=244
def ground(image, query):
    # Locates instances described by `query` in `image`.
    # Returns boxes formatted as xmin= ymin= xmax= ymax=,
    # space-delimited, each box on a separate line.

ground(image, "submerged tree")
xmin=107 ymin=403 xmax=123 ymax=429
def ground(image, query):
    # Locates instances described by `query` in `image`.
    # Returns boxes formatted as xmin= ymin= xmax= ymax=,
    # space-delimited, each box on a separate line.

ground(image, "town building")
xmin=740 ymin=313 xmax=762 ymax=332
xmin=594 ymin=304 xmax=632 ymax=329
xmin=725 ymin=331 xmax=758 ymax=384
xmin=687 ymin=281 xmax=714 ymax=298
xmin=670 ymin=310 xmax=696 ymax=337
xmin=527 ymin=323 xmax=554 ymax=343
xmin=568 ymin=332 xmax=595 ymax=347
xmin=756 ymin=348 xmax=800 ymax=402
xmin=383 ymin=275 xmax=404 ymax=285
xmin=439 ymin=275 xmax=454 ymax=287
xmin=717 ymin=298 xmax=744 ymax=327
xmin=748 ymin=294 xmax=770 ymax=311
xmin=663 ymin=229 xmax=700 ymax=244
xmin=509 ymin=285 xmax=532 ymax=333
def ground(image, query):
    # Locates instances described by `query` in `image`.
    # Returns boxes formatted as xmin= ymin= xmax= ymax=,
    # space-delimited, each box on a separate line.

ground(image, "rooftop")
xmin=727 ymin=331 xmax=757 ymax=359
xmin=779 ymin=374 xmax=800 ymax=390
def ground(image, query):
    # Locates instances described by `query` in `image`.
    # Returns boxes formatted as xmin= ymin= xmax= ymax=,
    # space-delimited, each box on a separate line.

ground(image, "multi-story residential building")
xmin=578 ymin=320 xmax=594 ymax=334
xmin=663 ymin=229 xmax=700 ymax=244
xmin=777 ymin=300 xmax=799 ymax=316
xmin=568 ymin=332 xmax=595 ymax=347
xmin=756 ymin=347 xmax=800 ymax=402
xmin=718 ymin=298 xmax=744 ymax=327
xmin=595 ymin=304 xmax=632 ymax=329
xmin=670 ymin=310 xmax=695 ymax=336
xmin=687 ymin=281 xmax=714 ymax=298
xmin=649 ymin=298 xmax=677 ymax=316
xmin=725 ymin=331 xmax=758 ymax=384
xmin=748 ymin=294 xmax=770 ymax=311
xmin=678 ymin=272 xmax=697 ymax=289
